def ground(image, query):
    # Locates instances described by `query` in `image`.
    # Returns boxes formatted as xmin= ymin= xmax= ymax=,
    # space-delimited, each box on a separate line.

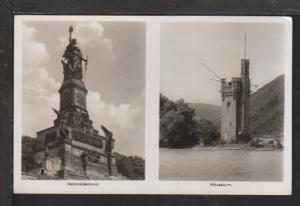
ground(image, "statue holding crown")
xmin=61 ymin=26 xmax=88 ymax=81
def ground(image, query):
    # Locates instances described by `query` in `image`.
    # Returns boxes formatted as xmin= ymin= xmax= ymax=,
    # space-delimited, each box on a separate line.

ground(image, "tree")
xmin=194 ymin=118 xmax=219 ymax=145
xmin=160 ymin=94 xmax=199 ymax=148
xmin=115 ymin=153 xmax=145 ymax=180
xmin=22 ymin=135 xmax=44 ymax=172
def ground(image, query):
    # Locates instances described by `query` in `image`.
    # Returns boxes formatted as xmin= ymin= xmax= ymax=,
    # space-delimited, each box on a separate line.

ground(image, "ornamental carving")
xmin=72 ymin=130 xmax=103 ymax=149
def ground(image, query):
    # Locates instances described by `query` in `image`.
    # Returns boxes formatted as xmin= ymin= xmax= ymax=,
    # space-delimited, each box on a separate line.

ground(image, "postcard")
xmin=14 ymin=15 xmax=292 ymax=195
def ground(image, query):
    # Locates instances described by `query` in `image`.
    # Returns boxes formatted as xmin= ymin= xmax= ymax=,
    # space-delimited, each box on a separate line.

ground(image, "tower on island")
xmin=27 ymin=26 xmax=120 ymax=180
xmin=220 ymin=35 xmax=250 ymax=144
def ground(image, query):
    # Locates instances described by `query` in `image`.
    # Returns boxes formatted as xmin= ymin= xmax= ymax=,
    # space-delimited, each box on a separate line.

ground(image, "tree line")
xmin=160 ymin=93 xmax=219 ymax=148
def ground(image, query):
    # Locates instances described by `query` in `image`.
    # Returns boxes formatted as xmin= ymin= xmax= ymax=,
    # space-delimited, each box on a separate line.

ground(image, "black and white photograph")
xmin=13 ymin=16 xmax=292 ymax=195
xmin=159 ymin=19 xmax=291 ymax=183
xmin=3 ymin=0 xmax=300 ymax=203
xmin=15 ymin=18 xmax=145 ymax=182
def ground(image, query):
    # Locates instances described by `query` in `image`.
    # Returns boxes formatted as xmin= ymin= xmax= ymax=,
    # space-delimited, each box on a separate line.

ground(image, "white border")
xmin=14 ymin=15 xmax=292 ymax=195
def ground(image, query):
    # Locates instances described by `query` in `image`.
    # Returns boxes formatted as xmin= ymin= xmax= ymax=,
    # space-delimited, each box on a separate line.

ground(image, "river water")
xmin=160 ymin=149 xmax=283 ymax=181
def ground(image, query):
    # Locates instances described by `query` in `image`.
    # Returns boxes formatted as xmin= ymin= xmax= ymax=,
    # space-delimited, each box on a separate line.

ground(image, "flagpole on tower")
xmin=244 ymin=33 xmax=247 ymax=59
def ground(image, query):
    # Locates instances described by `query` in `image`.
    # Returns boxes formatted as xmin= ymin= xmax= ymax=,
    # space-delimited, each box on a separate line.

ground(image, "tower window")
xmin=227 ymin=101 xmax=231 ymax=107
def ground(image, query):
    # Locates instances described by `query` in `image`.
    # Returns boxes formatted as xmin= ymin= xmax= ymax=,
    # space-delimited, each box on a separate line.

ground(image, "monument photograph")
xmin=159 ymin=20 xmax=291 ymax=182
xmin=17 ymin=20 xmax=145 ymax=181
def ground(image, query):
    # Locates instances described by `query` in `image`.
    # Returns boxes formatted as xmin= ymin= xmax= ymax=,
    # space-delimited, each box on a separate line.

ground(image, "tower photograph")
xmin=16 ymin=19 xmax=145 ymax=181
xmin=159 ymin=19 xmax=291 ymax=181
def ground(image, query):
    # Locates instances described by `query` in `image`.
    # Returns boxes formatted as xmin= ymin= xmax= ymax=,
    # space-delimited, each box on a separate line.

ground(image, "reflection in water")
xmin=159 ymin=149 xmax=283 ymax=181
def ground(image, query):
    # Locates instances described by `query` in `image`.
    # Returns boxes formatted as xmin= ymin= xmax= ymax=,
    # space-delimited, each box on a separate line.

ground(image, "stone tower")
xmin=33 ymin=26 xmax=119 ymax=179
xmin=240 ymin=59 xmax=250 ymax=139
xmin=220 ymin=58 xmax=250 ymax=144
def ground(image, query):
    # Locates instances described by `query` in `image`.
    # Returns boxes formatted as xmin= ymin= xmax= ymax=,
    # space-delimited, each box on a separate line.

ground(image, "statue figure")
xmin=101 ymin=125 xmax=114 ymax=176
xmin=61 ymin=26 xmax=88 ymax=81
xmin=52 ymin=108 xmax=71 ymax=139
xmin=101 ymin=125 xmax=114 ymax=153
xmin=80 ymin=153 xmax=88 ymax=172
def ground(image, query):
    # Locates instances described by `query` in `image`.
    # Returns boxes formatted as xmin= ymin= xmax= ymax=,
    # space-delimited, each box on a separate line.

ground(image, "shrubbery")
xmin=22 ymin=135 xmax=44 ymax=172
xmin=115 ymin=153 xmax=145 ymax=180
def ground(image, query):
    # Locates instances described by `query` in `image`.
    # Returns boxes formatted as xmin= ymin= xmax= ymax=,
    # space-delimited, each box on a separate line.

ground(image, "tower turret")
xmin=239 ymin=57 xmax=250 ymax=140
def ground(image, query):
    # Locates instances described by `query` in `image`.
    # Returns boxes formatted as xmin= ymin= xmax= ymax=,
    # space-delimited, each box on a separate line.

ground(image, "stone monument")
xmin=29 ymin=26 xmax=119 ymax=180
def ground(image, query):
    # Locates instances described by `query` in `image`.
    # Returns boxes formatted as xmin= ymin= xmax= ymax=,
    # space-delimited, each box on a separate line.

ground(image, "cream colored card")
xmin=14 ymin=15 xmax=292 ymax=195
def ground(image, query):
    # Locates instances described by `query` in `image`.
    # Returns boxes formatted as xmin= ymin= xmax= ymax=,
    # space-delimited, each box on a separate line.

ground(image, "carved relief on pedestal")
xmin=72 ymin=130 xmax=103 ymax=149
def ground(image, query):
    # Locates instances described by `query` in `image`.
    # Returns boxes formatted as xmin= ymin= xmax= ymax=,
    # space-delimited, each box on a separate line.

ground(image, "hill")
xmin=188 ymin=103 xmax=221 ymax=122
xmin=189 ymin=74 xmax=284 ymax=137
xmin=249 ymin=74 xmax=284 ymax=137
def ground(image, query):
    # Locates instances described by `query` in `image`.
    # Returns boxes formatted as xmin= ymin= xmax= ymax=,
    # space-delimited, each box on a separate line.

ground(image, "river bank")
xmin=160 ymin=144 xmax=283 ymax=152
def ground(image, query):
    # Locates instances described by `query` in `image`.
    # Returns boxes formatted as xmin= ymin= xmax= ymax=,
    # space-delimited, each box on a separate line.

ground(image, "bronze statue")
xmin=80 ymin=153 xmax=88 ymax=172
xmin=101 ymin=125 xmax=114 ymax=153
xmin=52 ymin=108 xmax=70 ymax=139
xmin=101 ymin=125 xmax=114 ymax=176
xmin=61 ymin=26 xmax=88 ymax=81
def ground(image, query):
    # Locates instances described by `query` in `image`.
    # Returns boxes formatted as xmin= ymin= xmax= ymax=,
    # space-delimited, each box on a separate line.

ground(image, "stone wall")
xmin=221 ymin=94 xmax=237 ymax=143
xmin=45 ymin=144 xmax=64 ymax=177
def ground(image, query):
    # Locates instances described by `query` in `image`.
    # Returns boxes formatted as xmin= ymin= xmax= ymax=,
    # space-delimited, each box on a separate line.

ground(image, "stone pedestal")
xmin=59 ymin=79 xmax=87 ymax=112
xmin=34 ymin=78 xmax=119 ymax=179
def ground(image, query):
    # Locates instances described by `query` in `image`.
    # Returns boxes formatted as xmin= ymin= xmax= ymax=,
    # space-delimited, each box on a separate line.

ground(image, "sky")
xmin=160 ymin=22 xmax=287 ymax=106
xmin=21 ymin=21 xmax=145 ymax=157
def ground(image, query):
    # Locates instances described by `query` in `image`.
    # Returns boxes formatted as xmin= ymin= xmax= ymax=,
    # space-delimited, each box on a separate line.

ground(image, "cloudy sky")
xmin=160 ymin=22 xmax=287 ymax=106
xmin=22 ymin=21 xmax=145 ymax=157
